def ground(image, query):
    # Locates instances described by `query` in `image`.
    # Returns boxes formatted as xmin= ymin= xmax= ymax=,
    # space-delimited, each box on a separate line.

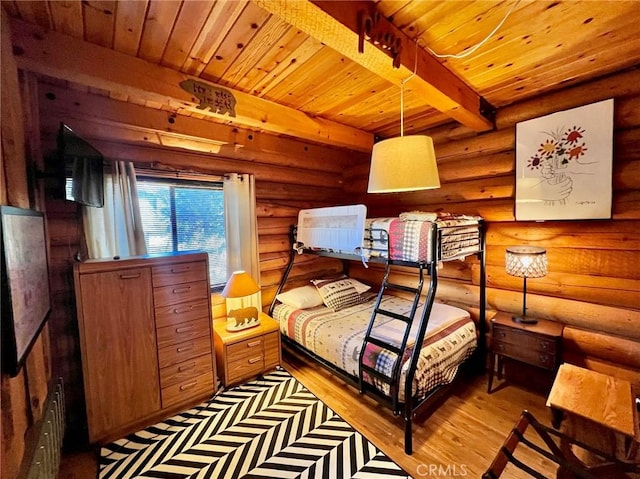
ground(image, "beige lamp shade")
xmin=367 ymin=135 xmax=440 ymax=193
xmin=221 ymin=270 xmax=260 ymax=298
xmin=505 ymin=246 xmax=548 ymax=278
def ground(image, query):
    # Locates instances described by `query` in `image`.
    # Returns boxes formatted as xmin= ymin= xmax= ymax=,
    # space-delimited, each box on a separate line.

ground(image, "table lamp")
xmin=505 ymin=246 xmax=547 ymax=324
xmin=221 ymin=270 xmax=261 ymax=332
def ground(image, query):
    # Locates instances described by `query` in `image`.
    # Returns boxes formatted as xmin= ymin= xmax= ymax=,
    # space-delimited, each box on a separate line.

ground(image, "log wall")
xmin=1 ymin=10 xmax=51 ymax=479
xmin=346 ymin=67 xmax=640 ymax=381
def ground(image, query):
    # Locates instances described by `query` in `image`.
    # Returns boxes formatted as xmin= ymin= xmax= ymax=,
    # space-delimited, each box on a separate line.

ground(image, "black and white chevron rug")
xmin=99 ymin=369 xmax=410 ymax=478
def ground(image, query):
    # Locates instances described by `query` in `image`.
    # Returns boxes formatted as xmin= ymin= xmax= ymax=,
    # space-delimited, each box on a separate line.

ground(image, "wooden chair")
xmin=483 ymin=410 xmax=640 ymax=479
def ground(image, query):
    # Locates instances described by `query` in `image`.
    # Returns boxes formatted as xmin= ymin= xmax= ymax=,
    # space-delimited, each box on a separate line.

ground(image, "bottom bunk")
xmin=271 ymin=285 xmax=480 ymax=453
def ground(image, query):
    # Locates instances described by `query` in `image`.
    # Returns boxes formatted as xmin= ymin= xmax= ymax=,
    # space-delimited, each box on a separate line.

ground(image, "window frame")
xmin=135 ymin=170 xmax=226 ymax=292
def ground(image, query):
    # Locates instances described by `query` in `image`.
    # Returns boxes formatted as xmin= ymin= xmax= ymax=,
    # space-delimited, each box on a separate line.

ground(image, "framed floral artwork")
xmin=515 ymin=99 xmax=613 ymax=220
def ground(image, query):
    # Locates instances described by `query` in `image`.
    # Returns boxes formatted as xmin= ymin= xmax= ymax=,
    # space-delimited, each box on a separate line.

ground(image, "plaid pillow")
xmin=312 ymin=277 xmax=367 ymax=312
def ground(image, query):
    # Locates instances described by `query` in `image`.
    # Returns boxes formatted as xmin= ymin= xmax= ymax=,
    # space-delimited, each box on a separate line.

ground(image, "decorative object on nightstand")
xmin=488 ymin=312 xmax=563 ymax=393
xmin=505 ymin=245 xmax=547 ymax=324
xmin=221 ymin=270 xmax=261 ymax=332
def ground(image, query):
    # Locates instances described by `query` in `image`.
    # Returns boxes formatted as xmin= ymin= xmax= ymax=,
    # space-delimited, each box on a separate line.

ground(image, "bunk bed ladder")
xmin=358 ymin=261 xmax=424 ymax=414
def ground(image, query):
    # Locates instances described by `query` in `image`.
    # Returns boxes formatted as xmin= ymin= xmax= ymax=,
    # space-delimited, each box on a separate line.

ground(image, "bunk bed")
xmin=268 ymin=204 xmax=486 ymax=454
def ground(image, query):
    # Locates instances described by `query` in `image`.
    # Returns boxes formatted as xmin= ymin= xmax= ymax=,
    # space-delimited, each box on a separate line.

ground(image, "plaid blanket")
xmin=274 ymin=295 xmax=477 ymax=401
xmin=364 ymin=217 xmax=481 ymax=262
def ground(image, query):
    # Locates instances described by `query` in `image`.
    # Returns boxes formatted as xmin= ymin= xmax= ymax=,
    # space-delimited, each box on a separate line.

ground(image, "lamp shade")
xmin=505 ymin=246 xmax=548 ymax=278
xmin=221 ymin=270 xmax=260 ymax=298
xmin=367 ymin=135 xmax=440 ymax=193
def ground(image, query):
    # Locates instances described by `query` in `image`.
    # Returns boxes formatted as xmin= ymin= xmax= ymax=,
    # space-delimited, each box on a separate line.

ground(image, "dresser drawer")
xmin=158 ymin=336 xmax=212 ymax=369
xmin=161 ymin=372 xmax=214 ymax=409
xmin=156 ymin=317 xmax=211 ymax=349
xmin=152 ymin=262 xmax=207 ymax=287
xmin=154 ymin=280 xmax=209 ymax=308
xmin=493 ymin=340 xmax=557 ymax=369
xmin=155 ymin=298 xmax=210 ymax=328
xmin=160 ymin=353 xmax=214 ymax=388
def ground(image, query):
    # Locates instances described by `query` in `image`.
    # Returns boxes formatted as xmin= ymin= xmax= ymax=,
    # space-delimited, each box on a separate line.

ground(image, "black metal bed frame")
xmin=269 ymin=220 xmax=486 ymax=454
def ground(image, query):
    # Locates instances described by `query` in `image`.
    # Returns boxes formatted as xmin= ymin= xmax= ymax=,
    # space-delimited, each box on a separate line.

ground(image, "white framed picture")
xmin=515 ymin=99 xmax=614 ymax=220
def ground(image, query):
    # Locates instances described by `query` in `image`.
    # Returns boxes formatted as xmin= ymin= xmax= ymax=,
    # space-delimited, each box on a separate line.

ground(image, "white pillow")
xmin=276 ymin=285 xmax=324 ymax=309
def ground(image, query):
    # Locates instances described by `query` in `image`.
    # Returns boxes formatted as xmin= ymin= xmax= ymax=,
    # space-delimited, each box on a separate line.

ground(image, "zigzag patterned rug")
xmin=99 ymin=369 xmax=410 ymax=478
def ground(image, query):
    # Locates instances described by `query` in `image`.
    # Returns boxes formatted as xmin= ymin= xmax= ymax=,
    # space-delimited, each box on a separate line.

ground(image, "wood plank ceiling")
xmin=4 ymin=0 xmax=640 ymax=151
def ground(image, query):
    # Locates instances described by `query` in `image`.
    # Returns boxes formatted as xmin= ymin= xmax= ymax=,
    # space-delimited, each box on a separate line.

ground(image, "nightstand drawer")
xmin=227 ymin=354 xmax=264 ymax=383
xmin=152 ymin=262 xmax=207 ymax=287
xmin=493 ymin=325 xmax=558 ymax=354
xmin=493 ymin=340 xmax=557 ymax=369
xmin=156 ymin=317 xmax=211 ymax=349
xmin=155 ymin=298 xmax=210 ymax=328
xmin=158 ymin=336 xmax=212 ymax=369
xmin=227 ymin=337 xmax=264 ymax=361
xmin=160 ymin=353 xmax=213 ymax=387
xmin=161 ymin=372 xmax=214 ymax=408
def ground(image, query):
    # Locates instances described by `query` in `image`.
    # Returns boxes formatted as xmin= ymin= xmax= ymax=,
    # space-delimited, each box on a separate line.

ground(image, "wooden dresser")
xmin=73 ymin=252 xmax=216 ymax=443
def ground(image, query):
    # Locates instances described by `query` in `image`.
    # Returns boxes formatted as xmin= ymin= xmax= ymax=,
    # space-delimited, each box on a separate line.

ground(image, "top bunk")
xmin=294 ymin=204 xmax=484 ymax=266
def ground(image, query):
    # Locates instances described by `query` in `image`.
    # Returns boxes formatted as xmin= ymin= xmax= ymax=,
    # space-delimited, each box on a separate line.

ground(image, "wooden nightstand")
xmin=213 ymin=312 xmax=281 ymax=387
xmin=488 ymin=312 xmax=563 ymax=393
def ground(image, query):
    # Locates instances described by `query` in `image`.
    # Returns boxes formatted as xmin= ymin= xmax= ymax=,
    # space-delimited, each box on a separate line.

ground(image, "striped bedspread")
xmin=273 ymin=294 xmax=477 ymax=401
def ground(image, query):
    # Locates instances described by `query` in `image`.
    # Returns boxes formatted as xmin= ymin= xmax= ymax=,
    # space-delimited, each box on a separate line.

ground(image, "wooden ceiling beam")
xmin=255 ymin=0 xmax=494 ymax=132
xmin=9 ymin=18 xmax=373 ymax=152
xmin=37 ymin=84 xmax=367 ymax=171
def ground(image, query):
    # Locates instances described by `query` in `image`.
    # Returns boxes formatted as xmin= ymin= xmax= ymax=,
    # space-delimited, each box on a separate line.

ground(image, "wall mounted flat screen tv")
xmin=1 ymin=206 xmax=52 ymax=377
xmin=56 ymin=123 xmax=104 ymax=207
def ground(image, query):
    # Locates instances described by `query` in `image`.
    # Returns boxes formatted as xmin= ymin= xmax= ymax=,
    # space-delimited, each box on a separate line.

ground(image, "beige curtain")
xmin=223 ymin=173 xmax=261 ymax=309
xmin=83 ymin=161 xmax=147 ymax=259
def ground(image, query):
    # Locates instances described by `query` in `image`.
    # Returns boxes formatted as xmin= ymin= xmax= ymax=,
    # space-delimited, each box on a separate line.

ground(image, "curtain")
xmin=223 ymin=173 xmax=261 ymax=310
xmin=83 ymin=161 xmax=147 ymax=259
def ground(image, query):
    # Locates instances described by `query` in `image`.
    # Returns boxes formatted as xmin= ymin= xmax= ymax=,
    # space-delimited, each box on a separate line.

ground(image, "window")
xmin=136 ymin=177 xmax=226 ymax=289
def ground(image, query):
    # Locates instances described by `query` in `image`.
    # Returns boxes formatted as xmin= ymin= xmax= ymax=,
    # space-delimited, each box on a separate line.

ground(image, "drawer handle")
xmin=180 ymin=381 xmax=198 ymax=391
xmin=176 ymin=326 xmax=195 ymax=334
xmin=178 ymin=362 xmax=196 ymax=372
xmin=119 ymin=273 xmax=141 ymax=280
xmin=497 ymin=344 xmax=505 ymax=351
xmin=540 ymin=342 xmax=549 ymax=350
xmin=247 ymin=340 xmax=261 ymax=348
xmin=173 ymin=286 xmax=192 ymax=294
xmin=177 ymin=344 xmax=194 ymax=353
xmin=171 ymin=267 xmax=191 ymax=273
xmin=540 ymin=354 xmax=549 ymax=363
xmin=497 ymin=331 xmax=506 ymax=338
xmin=173 ymin=305 xmax=194 ymax=314
xmin=248 ymin=357 xmax=262 ymax=364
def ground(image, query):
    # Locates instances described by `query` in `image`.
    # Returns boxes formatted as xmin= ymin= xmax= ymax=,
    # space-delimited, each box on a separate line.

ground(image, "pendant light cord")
xmin=426 ymin=0 xmax=520 ymax=60
xmin=400 ymin=39 xmax=419 ymax=137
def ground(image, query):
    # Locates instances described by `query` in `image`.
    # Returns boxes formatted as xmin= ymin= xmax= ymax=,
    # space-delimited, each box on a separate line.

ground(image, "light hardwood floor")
xmin=59 ymin=349 xmax=558 ymax=478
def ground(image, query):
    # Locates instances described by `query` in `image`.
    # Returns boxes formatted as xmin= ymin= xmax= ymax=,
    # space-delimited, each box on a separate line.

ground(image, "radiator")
xmin=23 ymin=378 xmax=65 ymax=479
